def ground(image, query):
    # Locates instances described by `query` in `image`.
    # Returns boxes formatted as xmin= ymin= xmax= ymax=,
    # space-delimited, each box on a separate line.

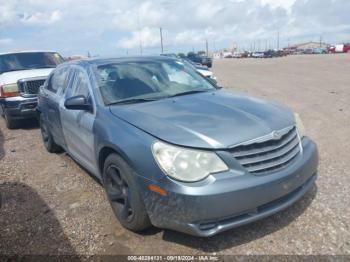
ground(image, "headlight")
xmin=0 ymin=83 xmax=19 ymax=97
xmin=152 ymin=141 xmax=228 ymax=182
xmin=294 ymin=113 xmax=305 ymax=138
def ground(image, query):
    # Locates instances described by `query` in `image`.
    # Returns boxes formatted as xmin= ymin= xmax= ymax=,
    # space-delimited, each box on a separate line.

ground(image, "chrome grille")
xmin=21 ymin=79 xmax=46 ymax=94
xmin=230 ymin=126 xmax=301 ymax=174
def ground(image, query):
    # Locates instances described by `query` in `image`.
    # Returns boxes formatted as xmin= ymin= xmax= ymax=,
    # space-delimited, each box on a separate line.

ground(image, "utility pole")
xmin=319 ymin=35 xmax=322 ymax=47
xmin=277 ymin=31 xmax=280 ymax=50
xmin=137 ymin=7 xmax=143 ymax=55
xmin=159 ymin=27 xmax=164 ymax=54
xmin=205 ymin=39 xmax=209 ymax=56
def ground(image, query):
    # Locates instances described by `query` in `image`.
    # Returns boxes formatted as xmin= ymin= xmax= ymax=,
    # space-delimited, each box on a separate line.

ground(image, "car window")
xmin=95 ymin=60 xmax=215 ymax=105
xmin=48 ymin=67 xmax=69 ymax=94
xmin=60 ymin=68 xmax=74 ymax=94
xmin=71 ymin=69 xmax=90 ymax=98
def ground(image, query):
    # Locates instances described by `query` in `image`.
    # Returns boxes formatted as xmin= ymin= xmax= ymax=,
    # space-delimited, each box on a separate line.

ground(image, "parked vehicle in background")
xmin=162 ymin=55 xmax=217 ymax=81
xmin=232 ymin=52 xmax=243 ymax=58
xmin=345 ymin=45 xmax=350 ymax=53
xmin=38 ymin=56 xmax=318 ymax=237
xmin=182 ymin=59 xmax=216 ymax=81
xmin=328 ymin=44 xmax=350 ymax=53
xmin=312 ymin=48 xmax=327 ymax=54
xmin=0 ymin=51 xmax=64 ymax=128
xmin=187 ymin=53 xmax=213 ymax=68
xmin=303 ymin=49 xmax=314 ymax=55
xmin=251 ymin=52 xmax=264 ymax=58
xmin=241 ymin=52 xmax=249 ymax=58
xmin=263 ymin=50 xmax=276 ymax=58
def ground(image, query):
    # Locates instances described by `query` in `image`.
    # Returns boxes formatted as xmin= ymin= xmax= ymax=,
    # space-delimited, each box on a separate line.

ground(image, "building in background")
xmin=288 ymin=41 xmax=330 ymax=50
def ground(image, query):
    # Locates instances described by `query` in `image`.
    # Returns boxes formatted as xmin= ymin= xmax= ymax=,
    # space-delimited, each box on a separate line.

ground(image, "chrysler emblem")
xmin=272 ymin=130 xmax=281 ymax=139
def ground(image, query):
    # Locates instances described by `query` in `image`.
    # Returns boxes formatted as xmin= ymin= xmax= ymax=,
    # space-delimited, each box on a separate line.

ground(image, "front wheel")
xmin=4 ymin=111 xmax=19 ymax=129
xmin=103 ymin=153 xmax=151 ymax=232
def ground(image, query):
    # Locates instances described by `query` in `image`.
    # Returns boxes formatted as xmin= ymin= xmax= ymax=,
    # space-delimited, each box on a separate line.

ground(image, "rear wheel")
xmin=40 ymin=115 xmax=61 ymax=153
xmin=103 ymin=153 xmax=151 ymax=232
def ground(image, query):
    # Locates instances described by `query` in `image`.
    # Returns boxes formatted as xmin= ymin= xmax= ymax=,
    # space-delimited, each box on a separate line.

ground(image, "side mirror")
xmin=64 ymin=95 xmax=92 ymax=111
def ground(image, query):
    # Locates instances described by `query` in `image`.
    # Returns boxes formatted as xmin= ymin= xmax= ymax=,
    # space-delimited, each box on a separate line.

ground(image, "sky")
xmin=0 ymin=0 xmax=350 ymax=56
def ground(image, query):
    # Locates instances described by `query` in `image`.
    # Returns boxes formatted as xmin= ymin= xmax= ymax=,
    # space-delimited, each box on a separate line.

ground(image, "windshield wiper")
xmin=33 ymin=66 xmax=56 ymax=69
xmin=108 ymin=97 xmax=159 ymax=105
xmin=168 ymin=89 xmax=211 ymax=98
xmin=27 ymin=65 xmax=56 ymax=69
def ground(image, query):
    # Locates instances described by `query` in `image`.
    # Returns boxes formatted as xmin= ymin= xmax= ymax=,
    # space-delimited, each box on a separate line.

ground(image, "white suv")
xmin=0 ymin=51 xmax=64 ymax=128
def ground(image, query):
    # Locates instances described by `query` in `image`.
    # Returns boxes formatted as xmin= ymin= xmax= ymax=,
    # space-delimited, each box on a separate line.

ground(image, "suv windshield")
xmin=95 ymin=59 xmax=216 ymax=105
xmin=0 ymin=52 xmax=64 ymax=74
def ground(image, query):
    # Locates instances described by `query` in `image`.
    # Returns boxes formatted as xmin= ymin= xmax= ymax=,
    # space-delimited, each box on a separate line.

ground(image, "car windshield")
xmin=0 ymin=52 xmax=64 ymax=74
xmin=95 ymin=59 xmax=216 ymax=105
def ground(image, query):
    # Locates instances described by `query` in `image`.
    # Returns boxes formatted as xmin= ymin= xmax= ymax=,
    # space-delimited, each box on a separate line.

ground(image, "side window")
xmin=47 ymin=67 xmax=68 ymax=94
xmin=60 ymin=68 xmax=73 ymax=94
xmin=71 ymin=69 xmax=90 ymax=98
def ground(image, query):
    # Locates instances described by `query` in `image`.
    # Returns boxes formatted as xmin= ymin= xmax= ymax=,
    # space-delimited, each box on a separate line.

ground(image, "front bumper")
xmin=140 ymin=137 xmax=318 ymax=237
xmin=0 ymin=96 xmax=38 ymax=120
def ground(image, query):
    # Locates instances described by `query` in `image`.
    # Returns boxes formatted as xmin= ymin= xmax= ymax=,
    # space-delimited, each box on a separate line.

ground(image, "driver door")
xmin=60 ymin=67 xmax=98 ymax=175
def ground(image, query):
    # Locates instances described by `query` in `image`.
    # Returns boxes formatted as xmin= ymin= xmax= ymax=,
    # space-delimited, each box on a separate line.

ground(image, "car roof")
xmin=0 ymin=50 xmax=59 ymax=56
xmin=60 ymin=55 xmax=175 ymax=68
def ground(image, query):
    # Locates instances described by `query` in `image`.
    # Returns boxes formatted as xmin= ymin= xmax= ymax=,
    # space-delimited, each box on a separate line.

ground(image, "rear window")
xmin=0 ymin=52 xmax=64 ymax=74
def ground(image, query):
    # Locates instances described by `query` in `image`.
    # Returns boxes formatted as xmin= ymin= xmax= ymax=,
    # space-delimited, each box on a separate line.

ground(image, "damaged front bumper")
xmin=139 ymin=137 xmax=318 ymax=237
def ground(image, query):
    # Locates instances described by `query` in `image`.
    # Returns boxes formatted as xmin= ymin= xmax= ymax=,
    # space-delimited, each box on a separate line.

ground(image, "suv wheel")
xmin=103 ymin=153 xmax=151 ymax=232
xmin=4 ymin=112 xmax=19 ymax=129
xmin=40 ymin=115 xmax=61 ymax=153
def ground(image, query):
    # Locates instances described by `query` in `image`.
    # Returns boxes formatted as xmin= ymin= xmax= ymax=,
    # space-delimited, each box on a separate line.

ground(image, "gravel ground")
xmin=0 ymin=54 xmax=349 ymax=256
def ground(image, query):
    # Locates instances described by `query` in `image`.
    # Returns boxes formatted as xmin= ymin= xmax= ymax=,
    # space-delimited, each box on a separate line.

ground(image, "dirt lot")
xmin=0 ymin=54 xmax=349 ymax=256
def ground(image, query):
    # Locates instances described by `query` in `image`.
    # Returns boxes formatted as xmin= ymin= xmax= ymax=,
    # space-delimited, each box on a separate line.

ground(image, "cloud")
xmin=0 ymin=38 xmax=13 ymax=45
xmin=0 ymin=1 xmax=18 ymax=25
xmin=20 ymin=10 xmax=62 ymax=24
xmin=117 ymin=27 xmax=161 ymax=49
xmin=0 ymin=0 xmax=349 ymax=55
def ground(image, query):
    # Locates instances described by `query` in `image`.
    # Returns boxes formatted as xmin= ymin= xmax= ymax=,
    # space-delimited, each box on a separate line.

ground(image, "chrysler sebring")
xmin=37 ymin=56 xmax=318 ymax=237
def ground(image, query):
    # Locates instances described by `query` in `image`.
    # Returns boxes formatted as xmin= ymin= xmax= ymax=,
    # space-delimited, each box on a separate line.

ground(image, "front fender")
xmin=94 ymin=109 xmax=165 ymax=182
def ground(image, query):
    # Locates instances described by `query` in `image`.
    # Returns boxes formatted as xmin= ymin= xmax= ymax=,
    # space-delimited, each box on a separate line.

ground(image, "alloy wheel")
xmin=105 ymin=165 xmax=134 ymax=222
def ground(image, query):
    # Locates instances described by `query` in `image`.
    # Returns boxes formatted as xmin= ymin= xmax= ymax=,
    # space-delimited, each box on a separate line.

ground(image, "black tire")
xmin=4 ymin=111 xmax=19 ymax=129
xmin=103 ymin=153 xmax=151 ymax=232
xmin=40 ymin=115 xmax=61 ymax=153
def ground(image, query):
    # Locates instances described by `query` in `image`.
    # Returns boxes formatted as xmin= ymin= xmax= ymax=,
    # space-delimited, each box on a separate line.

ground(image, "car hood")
xmin=109 ymin=90 xmax=295 ymax=149
xmin=0 ymin=68 xmax=53 ymax=85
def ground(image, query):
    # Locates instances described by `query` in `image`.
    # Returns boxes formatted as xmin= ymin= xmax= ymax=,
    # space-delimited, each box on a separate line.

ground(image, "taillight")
xmin=0 ymin=83 xmax=19 ymax=97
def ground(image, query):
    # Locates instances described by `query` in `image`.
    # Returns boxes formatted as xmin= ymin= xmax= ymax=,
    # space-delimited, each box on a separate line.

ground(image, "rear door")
xmin=60 ymin=67 xmax=98 ymax=174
